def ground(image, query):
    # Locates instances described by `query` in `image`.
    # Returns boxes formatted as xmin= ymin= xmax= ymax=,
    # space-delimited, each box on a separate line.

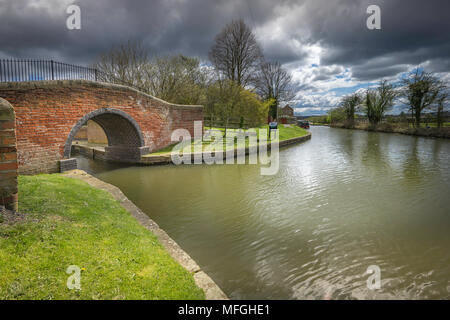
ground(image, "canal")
xmin=75 ymin=126 xmax=450 ymax=299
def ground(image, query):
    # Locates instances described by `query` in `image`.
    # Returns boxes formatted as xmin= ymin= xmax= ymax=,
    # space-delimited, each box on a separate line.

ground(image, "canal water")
xmin=75 ymin=126 xmax=450 ymax=299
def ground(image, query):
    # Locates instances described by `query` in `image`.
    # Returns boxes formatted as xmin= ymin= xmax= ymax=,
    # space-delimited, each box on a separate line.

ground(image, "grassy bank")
xmin=0 ymin=174 xmax=205 ymax=300
xmin=150 ymin=124 xmax=309 ymax=155
xmin=330 ymin=122 xmax=450 ymax=139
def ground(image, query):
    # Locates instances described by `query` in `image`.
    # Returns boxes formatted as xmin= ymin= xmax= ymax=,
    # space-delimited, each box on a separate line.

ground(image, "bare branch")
xmin=209 ymin=19 xmax=263 ymax=87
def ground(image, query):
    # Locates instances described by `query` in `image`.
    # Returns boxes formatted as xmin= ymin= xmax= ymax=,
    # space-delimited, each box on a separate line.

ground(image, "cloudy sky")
xmin=1 ymin=0 xmax=449 ymax=115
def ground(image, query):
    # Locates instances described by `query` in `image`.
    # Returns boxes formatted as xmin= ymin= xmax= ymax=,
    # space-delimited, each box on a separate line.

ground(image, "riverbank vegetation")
xmin=330 ymin=121 xmax=450 ymax=139
xmin=312 ymin=69 xmax=449 ymax=138
xmin=94 ymin=20 xmax=295 ymax=129
xmin=0 ymin=175 xmax=205 ymax=300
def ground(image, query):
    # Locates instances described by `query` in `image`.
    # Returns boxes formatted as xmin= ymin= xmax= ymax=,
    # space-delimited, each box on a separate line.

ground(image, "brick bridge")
xmin=0 ymin=80 xmax=203 ymax=176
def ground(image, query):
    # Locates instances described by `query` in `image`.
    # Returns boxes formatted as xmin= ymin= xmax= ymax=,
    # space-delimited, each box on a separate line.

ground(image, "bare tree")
xmin=209 ymin=19 xmax=263 ymax=87
xmin=256 ymin=61 xmax=294 ymax=119
xmin=401 ymin=69 xmax=444 ymax=127
xmin=94 ymin=40 xmax=149 ymax=88
xmin=94 ymin=42 xmax=207 ymax=104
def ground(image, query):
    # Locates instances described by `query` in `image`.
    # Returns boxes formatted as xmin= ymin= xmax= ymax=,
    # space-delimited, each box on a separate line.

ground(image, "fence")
xmin=203 ymin=116 xmax=253 ymax=129
xmin=0 ymin=59 xmax=98 ymax=82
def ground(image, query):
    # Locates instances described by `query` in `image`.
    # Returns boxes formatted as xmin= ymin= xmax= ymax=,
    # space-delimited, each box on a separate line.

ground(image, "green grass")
xmin=407 ymin=122 xmax=450 ymax=128
xmin=274 ymin=125 xmax=309 ymax=141
xmin=0 ymin=175 xmax=205 ymax=300
xmin=147 ymin=125 xmax=309 ymax=156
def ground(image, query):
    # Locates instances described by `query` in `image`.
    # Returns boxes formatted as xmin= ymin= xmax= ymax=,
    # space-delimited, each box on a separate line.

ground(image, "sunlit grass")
xmin=0 ymin=175 xmax=205 ymax=300
xmin=147 ymin=124 xmax=309 ymax=156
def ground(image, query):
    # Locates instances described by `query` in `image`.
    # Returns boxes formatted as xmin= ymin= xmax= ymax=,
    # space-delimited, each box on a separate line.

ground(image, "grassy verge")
xmin=0 ymin=174 xmax=205 ymax=300
xmin=407 ymin=122 xmax=450 ymax=128
xmin=274 ymin=125 xmax=309 ymax=141
xmin=148 ymin=124 xmax=309 ymax=156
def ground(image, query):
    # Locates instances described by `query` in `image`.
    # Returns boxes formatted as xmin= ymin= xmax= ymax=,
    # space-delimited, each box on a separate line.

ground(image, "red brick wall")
xmin=0 ymin=80 xmax=203 ymax=174
xmin=0 ymin=98 xmax=18 ymax=210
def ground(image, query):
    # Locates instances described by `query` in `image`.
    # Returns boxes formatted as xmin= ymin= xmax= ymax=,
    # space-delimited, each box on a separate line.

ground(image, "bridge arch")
xmin=0 ymin=80 xmax=203 ymax=174
xmin=64 ymin=108 xmax=148 ymax=161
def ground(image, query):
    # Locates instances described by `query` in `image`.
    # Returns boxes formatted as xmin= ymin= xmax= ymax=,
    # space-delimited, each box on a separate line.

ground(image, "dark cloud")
xmin=305 ymin=0 xmax=450 ymax=79
xmin=0 ymin=0 xmax=262 ymax=63
xmin=0 ymin=0 xmax=449 ymax=99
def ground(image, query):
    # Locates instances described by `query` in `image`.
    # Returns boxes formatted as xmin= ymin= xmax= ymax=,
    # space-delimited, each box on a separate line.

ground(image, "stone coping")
xmin=71 ymin=132 xmax=312 ymax=165
xmin=141 ymin=132 xmax=312 ymax=163
xmin=0 ymin=80 xmax=203 ymax=110
xmin=0 ymin=97 xmax=15 ymax=120
xmin=63 ymin=169 xmax=228 ymax=300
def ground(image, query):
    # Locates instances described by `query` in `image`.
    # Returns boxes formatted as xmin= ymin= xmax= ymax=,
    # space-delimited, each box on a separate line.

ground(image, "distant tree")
xmin=209 ymin=19 xmax=263 ymax=87
xmin=256 ymin=61 xmax=294 ymax=119
xmin=308 ymin=115 xmax=329 ymax=125
xmin=436 ymin=91 xmax=448 ymax=129
xmin=362 ymin=80 xmax=397 ymax=124
xmin=401 ymin=69 xmax=444 ymax=127
xmin=341 ymin=93 xmax=362 ymax=124
xmin=399 ymin=111 xmax=408 ymax=124
xmin=327 ymin=106 xmax=347 ymax=124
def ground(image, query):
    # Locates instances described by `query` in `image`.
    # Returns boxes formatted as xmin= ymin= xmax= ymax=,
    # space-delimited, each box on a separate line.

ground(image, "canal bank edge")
xmin=142 ymin=131 xmax=312 ymax=164
xmin=63 ymin=169 xmax=228 ymax=300
xmin=72 ymin=132 xmax=312 ymax=165
xmin=329 ymin=123 xmax=450 ymax=139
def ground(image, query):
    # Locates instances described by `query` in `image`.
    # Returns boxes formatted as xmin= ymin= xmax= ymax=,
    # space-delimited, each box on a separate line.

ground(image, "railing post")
xmin=51 ymin=60 xmax=54 ymax=80
xmin=95 ymin=68 xmax=98 ymax=82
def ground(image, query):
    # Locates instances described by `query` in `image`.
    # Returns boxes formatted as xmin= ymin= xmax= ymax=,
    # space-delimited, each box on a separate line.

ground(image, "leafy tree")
xmin=238 ymin=90 xmax=269 ymax=127
xmin=205 ymin=79 xmax=242 ymax=133
xmin=145 ymin=55 xmax=207 ymax=105
xmin=401 ymin=69 xmax=444 ymax=127
xmin=204 ymin=80 xmax=268 ymax=131
xmin=327 ymin=106 xmax=347 ymax=123
xmin=362 ymin=80 xmax=397 ymax=124
xmin=341 ymin=93 xmax=362 ymax=124
xmin=436 ymin=91 xmax=448 ymax=129
xmin=308 ymin=115 xmax=329 ymax=124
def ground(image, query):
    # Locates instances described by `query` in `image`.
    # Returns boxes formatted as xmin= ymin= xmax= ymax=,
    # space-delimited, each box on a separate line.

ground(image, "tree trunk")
xmin=415 ymin=109 xmax=421 ymax=128
xmin=437 ymin=105 xmax=443 ymax=129
xmin=224 ymin=116 xmax=229 ymax=138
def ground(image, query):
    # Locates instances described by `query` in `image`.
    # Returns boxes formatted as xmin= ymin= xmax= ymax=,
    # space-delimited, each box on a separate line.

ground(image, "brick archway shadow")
xmin=64 ymin=108 xmax=147 ymax=161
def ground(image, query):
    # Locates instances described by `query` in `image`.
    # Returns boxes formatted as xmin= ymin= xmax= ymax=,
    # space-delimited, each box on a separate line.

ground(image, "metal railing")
xmin=0 ymin=59 xmax=154 ymax=98
xmin=0 ymin=59 xmax=98 ymax=82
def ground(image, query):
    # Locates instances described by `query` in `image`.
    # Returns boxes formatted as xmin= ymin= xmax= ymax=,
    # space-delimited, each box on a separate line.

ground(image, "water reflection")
xmin=76 ymin=126 xmax=450 ymax=299
xmin=401 ymin=137 xmax=424 ymax=183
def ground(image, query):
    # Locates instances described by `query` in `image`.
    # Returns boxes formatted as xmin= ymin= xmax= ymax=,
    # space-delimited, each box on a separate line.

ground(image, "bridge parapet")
xmin=0 ymin=80 xmax=203 ymax=174
xmin=0 ymin=98 xmax=18 ymax=211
